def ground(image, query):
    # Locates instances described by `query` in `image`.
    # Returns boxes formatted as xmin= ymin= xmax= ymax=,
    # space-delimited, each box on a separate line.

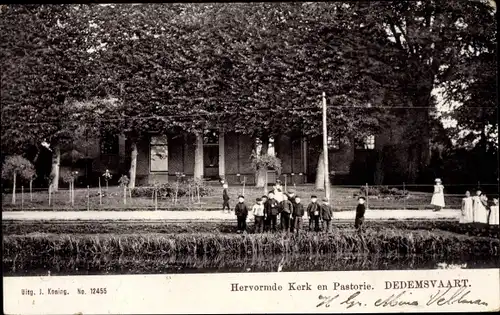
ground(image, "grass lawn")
xmin=1 ymin=184 xmax=463 ymax=211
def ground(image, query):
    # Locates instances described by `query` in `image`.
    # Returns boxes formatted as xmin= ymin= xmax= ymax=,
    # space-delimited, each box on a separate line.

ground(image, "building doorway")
xmin=203 ymin=130 xmax=219 ymax=179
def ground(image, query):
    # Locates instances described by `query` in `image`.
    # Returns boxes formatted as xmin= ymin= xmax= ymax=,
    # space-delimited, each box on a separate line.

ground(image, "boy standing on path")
xmin=307 ymin=195 xmax=321 ymax=232
xmin=293 ymin=196 xmax=305 ymax=234
xmin=287 ymin=190 xmax=297 ymax=232
xmin=252 ymin=197 xmax=265 ymax=233
xmin=321 ymin=197 xmax=333 ymax=233
xmin=222 ymin=183 xmax=230 ymax=213
xmin=234 ymin=195 xmax=249 ymax=233
xmin=265 ymin=191 xmax=280 ymax=232
xmin=355 ymin=196 xmax=367 ymax=250
xmin=280 ymin=196 xmax=293 ymax=232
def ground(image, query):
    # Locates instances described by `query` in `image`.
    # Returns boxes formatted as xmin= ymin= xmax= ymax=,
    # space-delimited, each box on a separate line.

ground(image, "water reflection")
xmin=4 ymin=252 xmax=499 ymax=277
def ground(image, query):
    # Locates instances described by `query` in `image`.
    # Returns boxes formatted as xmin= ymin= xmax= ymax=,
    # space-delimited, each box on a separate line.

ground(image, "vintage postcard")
xmin=2 ymin=2 xmax=499 ymax=314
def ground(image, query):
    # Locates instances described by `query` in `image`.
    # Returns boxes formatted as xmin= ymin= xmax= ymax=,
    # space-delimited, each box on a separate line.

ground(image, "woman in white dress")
xmin=473 ymin=191 xmax=489 ymax=224
xmin=460 ymin=191 xmax=474 ymax=223
xmin=489 ymin=198 xmax=499 ymax=225
xmin=431 ymin=178 xmax=445 ymax=211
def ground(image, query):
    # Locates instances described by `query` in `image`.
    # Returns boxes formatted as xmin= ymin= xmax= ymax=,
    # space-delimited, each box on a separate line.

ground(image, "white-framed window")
xmin=150 ymin=135 xmax=168 ymax=172
xmin=203 ymin=129 xmax=219 ymax=145
xmin=327 ymin=136 xmax=340 ymax=150
xmin=256 ymin=137 xmax=276 ymax=157
xmin=100 ymin=133 xmax=119 ymax=155
xmin=364 ymin=135 xmax=375 ymax=150
xmin=356 ymin=135 xmax=375 ymax=150
xmin=268 ymin=137 xmax=276 ymax=157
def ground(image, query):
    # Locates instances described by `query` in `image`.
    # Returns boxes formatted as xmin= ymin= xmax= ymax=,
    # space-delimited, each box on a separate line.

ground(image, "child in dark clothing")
xmin=321 ymin=197 xmax=333 ymax=233
xmin=355 ymin=196 xmax=366 ymax=232
xmin=355 ymin=196 xmax=367 ymax=250
xmin=280 ymin=197 xmax=293 ymax=232
xmin=307 ymin=195 xmax=321 ymax=232
xmin=222 ymin=183 xmax=230 ymax=213
xmin=234 ymin=195 xmax=249 ymax=233
xmin=286 ymin=190 xmax=297 ymax=232
xmin=293 ymin=196 xmax=305 ymax=233
xmin=265 ymin=191 xmax=280 ymax=232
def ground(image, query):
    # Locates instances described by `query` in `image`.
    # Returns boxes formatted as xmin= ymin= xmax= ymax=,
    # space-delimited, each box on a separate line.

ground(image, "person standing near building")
xmin=234 ymin=195 xmax=249 ymax=233
xmin=460 ymin=191 xmax=474 ymax=224
xmin=280 ymin=196 xmax=293 ymax=232
xmin=265 ymin=191 xmax=280 ymax=232
xmin=252 ymin=198 xmax=265 ymax=233
xmin=355 ymin=196 xmax=367 ymax=250
xmin=222 ymin=183 xmax=230 ymax=213
xmin=473 ymin=190 xmax=489 ymax=224
xmin=321 ymin=197 xmax=333 ymax=233
xmin=307 ymin=195 xmax=321 ymax=232
xmin=287 ymin=190 xmax=297 ymax=232
xmin=293 ymin=196 xmax=305 ymax=234
xmin=489 ymin=198 xmax=499 ymax=226
xmin=431 ymin=178 xmax=445 ymax=211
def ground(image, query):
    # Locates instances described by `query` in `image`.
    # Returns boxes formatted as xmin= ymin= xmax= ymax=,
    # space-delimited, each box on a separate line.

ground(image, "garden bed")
xmin=1 ymin=185 xmax=463 ymax=211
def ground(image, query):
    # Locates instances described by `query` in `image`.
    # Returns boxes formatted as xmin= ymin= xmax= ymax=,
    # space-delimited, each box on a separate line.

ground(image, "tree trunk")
xmin=255 ymin=136 xmax=269 ymax=188
xmin=194 ymin=132 xmax=204 ymax=180
xmin=12 ymin=172 xmax=16 ymax=205
xmin=50 ymin=144 xmax=60 ymax=192
xmin=315 ymin=149 xmax=325 ymax=190
xmin=128 ymin=141 xmax=138 ymax=189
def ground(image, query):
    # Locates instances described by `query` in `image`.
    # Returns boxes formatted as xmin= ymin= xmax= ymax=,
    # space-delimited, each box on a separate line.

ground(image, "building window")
xmin=150 ymin=135 xmax=168 ymax=172
xmin=203 ymin=129 xmax=219 ymax=145
xmin=100 ymin=133 xmax=119 ymax=155
xmin=356 ymin=135 xmax=376 ymax=150
xmin=268 ymin=137 xmax=276 ymax=157
xmin=255 ymin=137 xmax=276 ymax=157
xmin=327 ymin=136 xmax=340 ymax=150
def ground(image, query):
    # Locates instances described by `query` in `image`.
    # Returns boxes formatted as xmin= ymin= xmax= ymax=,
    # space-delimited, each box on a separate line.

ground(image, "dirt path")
xmin=2 ymin=209 xmax=460 ymax=221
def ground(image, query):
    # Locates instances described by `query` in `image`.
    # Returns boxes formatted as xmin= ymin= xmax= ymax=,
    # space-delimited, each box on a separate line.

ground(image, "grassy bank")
xmin=4 ymin=229 xmax=498 ymax=259
xmin=3 ymin=220 xmax=499 ymax=238
xmin=4 ymin=252 xmax=499 ymax=276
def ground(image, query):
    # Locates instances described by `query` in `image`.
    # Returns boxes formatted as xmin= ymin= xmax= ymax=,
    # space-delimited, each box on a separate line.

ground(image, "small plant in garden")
xmin=118 ymin=175 xmax=130 ymax=205
xmin=358 ymin=185 xmax=409 ymax=199
xmin=1 ymin=155 xmax=36 ymax=205
xmin=62 ymin=170 xmax=79 ymax=206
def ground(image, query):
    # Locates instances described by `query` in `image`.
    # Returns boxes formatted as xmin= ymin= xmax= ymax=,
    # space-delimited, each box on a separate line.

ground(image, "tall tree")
xmin=1 ymin=4 xmax=94 ymax=190
xmin=358 ymin=0 xmax=497 ymax=182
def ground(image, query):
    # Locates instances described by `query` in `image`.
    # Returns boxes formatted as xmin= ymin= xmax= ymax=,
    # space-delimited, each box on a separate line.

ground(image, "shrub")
xmin=359 ymin=185 xmax=408 ymax=198
xmin=131 ymin=179 xmax=214 ymax=199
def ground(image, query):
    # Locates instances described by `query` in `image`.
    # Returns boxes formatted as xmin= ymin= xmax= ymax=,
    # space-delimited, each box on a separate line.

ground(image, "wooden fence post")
xmin=403 ymin=182 xmax=406 ymax=210
xmin=21 ymin=186 xmax=24 ymax=210
xmin=48 ymin=185 xmax=52 ymax=207
xmin=365 ymin=183 xmax=369 ymax=208
xmin=87 ymin=185 xmax=90 ymax=211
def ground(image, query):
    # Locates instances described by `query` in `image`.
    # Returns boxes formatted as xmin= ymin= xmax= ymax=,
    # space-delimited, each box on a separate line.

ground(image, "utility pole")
xmin=322 ymin=92 xmax=330 ymax=201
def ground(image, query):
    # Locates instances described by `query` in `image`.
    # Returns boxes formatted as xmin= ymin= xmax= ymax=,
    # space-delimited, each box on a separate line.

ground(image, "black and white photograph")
xmin=1 ymin=2 xmax=499 ymax=314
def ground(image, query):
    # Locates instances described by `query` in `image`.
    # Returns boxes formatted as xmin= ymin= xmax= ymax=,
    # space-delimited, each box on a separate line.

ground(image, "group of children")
xmin=460 ymin=189 xmax=499 ymax=225
xmin=223 ymin=181 xmax=367 ymax=234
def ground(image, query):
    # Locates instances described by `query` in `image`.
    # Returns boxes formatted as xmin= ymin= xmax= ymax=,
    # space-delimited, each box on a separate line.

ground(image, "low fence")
xmin=1 ymin=182 xmax=498 ymax=211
